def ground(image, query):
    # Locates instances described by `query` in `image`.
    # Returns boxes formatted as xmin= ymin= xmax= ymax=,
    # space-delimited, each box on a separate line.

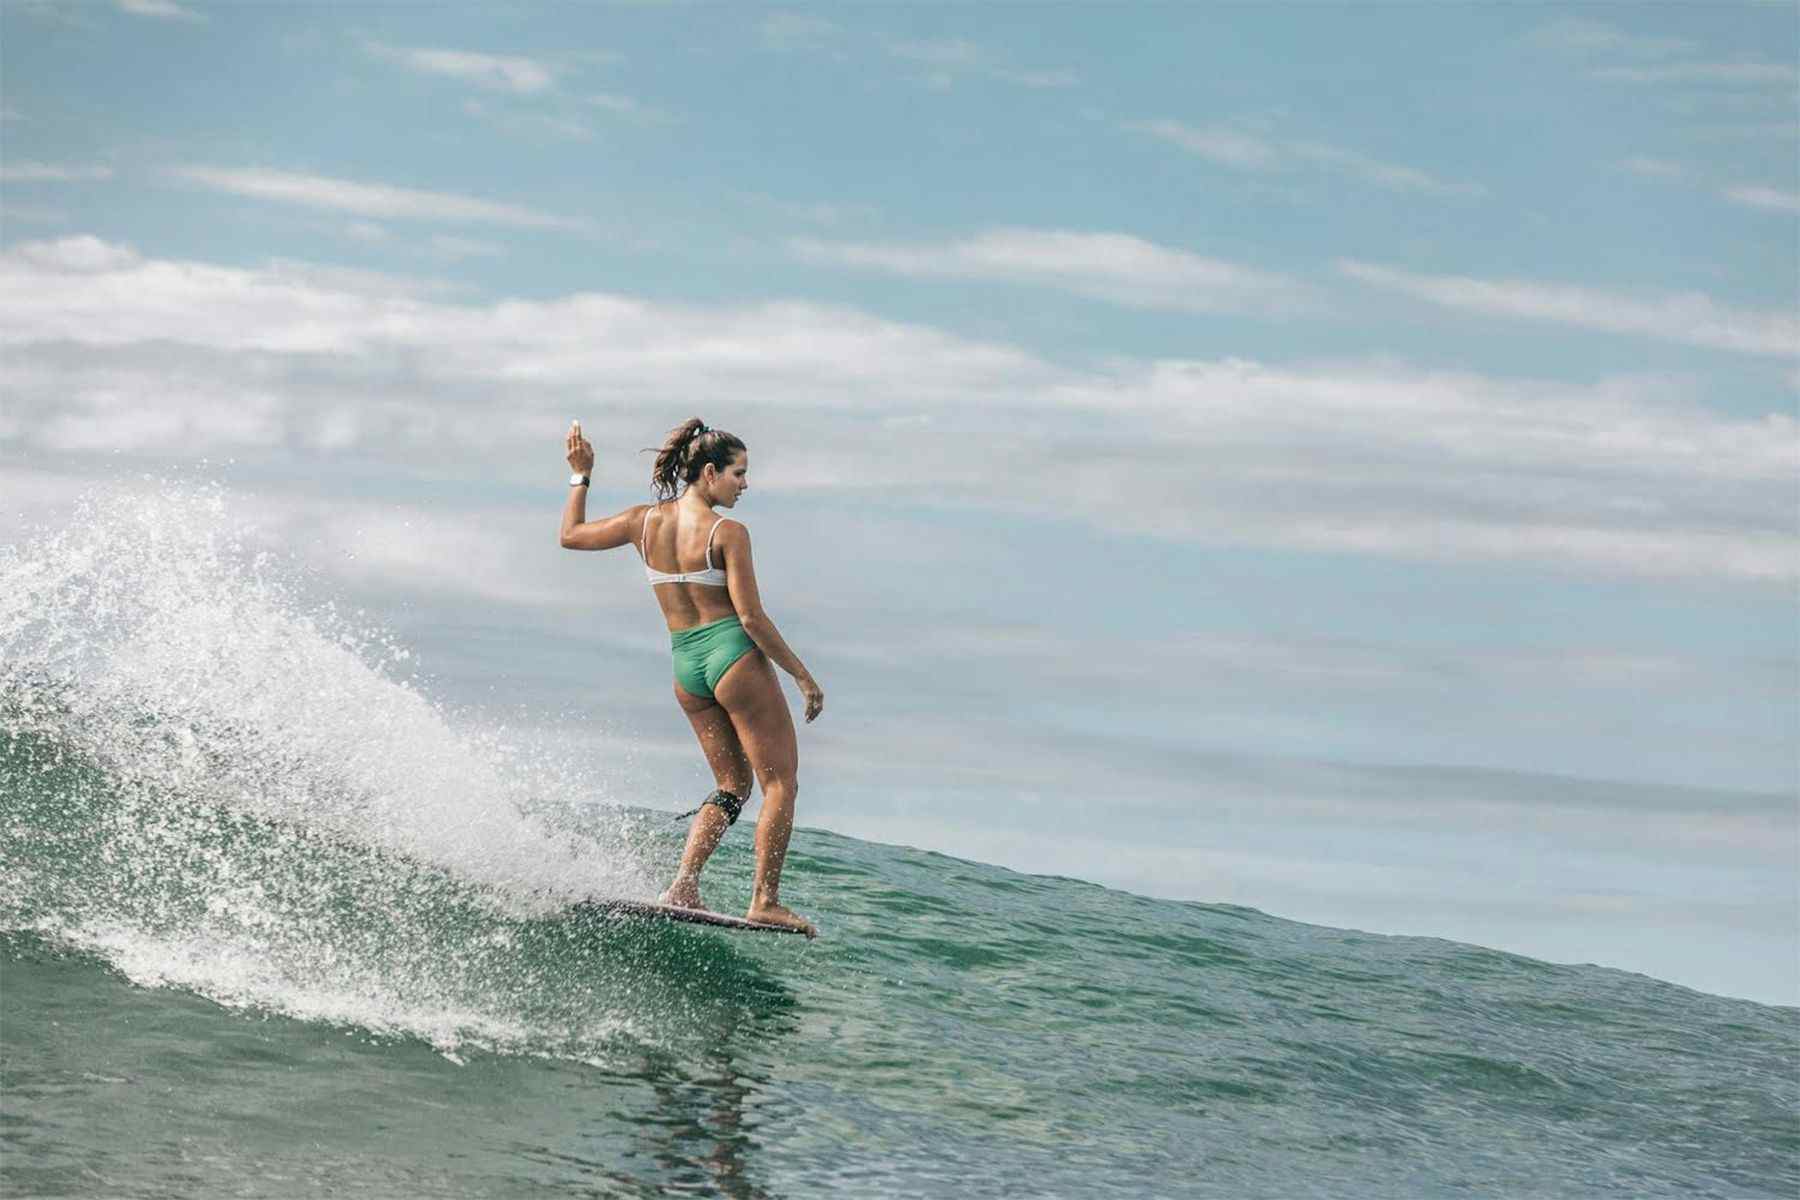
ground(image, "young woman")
xmin=559 ymin=418 xmax=823 ymax=936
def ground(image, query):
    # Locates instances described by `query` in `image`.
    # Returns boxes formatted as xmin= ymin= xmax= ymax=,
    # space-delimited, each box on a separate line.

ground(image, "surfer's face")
xmin=711 ymin=452 xmax=748 ymax=507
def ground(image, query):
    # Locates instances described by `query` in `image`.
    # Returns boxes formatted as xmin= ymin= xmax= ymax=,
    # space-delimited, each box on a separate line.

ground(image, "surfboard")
xmin=570 ymin=898 xmax=814 ymax=937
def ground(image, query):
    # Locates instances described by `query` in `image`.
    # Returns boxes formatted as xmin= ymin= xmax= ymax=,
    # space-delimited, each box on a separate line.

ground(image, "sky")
xmin=1 ymin=1 xmax=1795 ymax=1004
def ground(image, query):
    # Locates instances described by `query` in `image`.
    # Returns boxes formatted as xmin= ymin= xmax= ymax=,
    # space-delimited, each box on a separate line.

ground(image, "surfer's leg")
xmin=714 ymin=650 xmax=815 ymax=937
xmin=661 ymin=686 xmax=753 ymax=910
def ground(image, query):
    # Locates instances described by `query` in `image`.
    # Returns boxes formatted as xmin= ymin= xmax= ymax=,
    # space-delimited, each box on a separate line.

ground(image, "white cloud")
xmin=256 ymin=256 xmax=462 ymax=300
xmin=117 ymin=0 xmax=202 ymax=21
xmin=884 ymin=36 xmax=1076 ymax=89
xmin=1722 ymin=185 xmax=1800 ymax=214
xmin=364 ymin=41 xmax=556 ymax=93
xmin=748 ymin=194 xmax=877 ymax=226
xmin=429 ymin=234 xmax=501 ymax=261
xmin=477 ymin=107 xmax=594 ymax=141
xmin=1526 ymin=18 xmax=1795 ymax=127
xmin=0 ymin=202 xmax=67 ymax=225
xmin=1339 ymin=259 xmax=1800 ymax=358
xmin=2 ymin=237 xmax=1792 ymax=581
xmin=1286 ymin=140 xmax=1485 ymax=197
xmin=1127 ymin=119 xmax=1278 ymax=170
xmin=759 ymin=11 xmax=837 ymax=51
xmin=1039 ymin=356 xmax=1796 ymax=577
xmin=1615 ymin=159 xmax=1800 ymax=217
xmin=458 ymin=98 xmax=593 ymax=142
xmin=1592 ymin=60 xmax=1799 ymax=87
xmin=869 ymin=625 xmax=1726 ymax=713
xmin=167 ymin=166 xmax=590 ymax=233
xmin=15 ymin=234 xmax=140 ymax=272
xmin=584 ymin=93 xmax=673 ymax=124
xmin=13 ymin=2 xmax=99 ymax=29
xmin=1129 ymin=119 xmax=1482 ymax=197
xmin=886 ymin=37 xmax=983 ymax=68
xmin=0 ymin=236 xmax=456 ymax=351
xmin=1688 ymin=121 xmax=1799 ymax=143
xmin=1617 ymin=156 xmax=1686 ymax=179
xmin=1524 ymin=17 xmax=1694 ymax=59
xmin=791 ymin=227 xmax=1314 ymax=316
xmin=303 ymin=501 xmax=568 ymax=610
xmin=0 ymin=162 xmax=114 ymax=182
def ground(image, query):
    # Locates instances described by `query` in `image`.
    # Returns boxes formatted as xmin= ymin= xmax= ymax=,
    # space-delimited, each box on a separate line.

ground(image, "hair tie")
xmin=694 ymin=422 xmax=708 ymax=436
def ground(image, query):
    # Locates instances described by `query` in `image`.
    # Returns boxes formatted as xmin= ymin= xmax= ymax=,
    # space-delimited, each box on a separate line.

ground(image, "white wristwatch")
xmin=569 ymin=472 xmax=590 ymax=487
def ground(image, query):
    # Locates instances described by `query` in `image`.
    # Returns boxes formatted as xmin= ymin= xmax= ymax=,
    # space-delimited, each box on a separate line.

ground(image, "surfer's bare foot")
xmin=659 ymin=876 xmax=708 ymax=911
xmin=745 ymin=902 xmax=816 ymax=939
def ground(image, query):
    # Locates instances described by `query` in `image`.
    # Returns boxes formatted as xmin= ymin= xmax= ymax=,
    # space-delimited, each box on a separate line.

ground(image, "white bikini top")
xmin=640 ymin=505 xmax=734 ymax=588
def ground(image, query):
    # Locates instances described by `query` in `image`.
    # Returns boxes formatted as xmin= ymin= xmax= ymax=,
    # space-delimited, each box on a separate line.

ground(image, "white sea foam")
xmin=1 ymin=481 xmax=649 ymax=903
xmin=1 ymin=481 xmax=686 ymax=1058
xmin=56 ymin=918 xmax=652 ymax=1059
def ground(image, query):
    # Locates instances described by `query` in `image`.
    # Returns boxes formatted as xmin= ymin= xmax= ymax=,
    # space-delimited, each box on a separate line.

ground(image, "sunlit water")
xmin=3 ymin=488 xmax=1795 ymax=1198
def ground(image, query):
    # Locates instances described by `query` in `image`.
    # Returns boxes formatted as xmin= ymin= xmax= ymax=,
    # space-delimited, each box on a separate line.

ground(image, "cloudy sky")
xmin=2 ymin=2 xmax=1795 ymax=1004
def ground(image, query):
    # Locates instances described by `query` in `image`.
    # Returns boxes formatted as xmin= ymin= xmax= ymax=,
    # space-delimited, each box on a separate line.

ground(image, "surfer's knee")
xmin=760 ymin=774 xmax=796 ymax=807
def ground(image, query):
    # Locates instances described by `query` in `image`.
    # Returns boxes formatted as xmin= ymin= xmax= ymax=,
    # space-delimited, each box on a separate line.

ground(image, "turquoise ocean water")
xmin=3 ymin=492 xmax=1795 ymax=1198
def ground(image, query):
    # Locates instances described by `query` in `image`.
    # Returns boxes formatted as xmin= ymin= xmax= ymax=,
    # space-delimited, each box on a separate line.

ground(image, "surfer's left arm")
xmin=558 ymin=425 xmax=645 ymax=551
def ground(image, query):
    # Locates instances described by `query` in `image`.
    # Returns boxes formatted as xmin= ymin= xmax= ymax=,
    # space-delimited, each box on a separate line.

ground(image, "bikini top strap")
xmin=639 ymin=505 xmax=654 ymax=562
xmin=704 ymin=517 xmax=734 ymax=571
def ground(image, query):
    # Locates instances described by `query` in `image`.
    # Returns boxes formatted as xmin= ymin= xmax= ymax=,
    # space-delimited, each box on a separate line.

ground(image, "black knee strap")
xmin=703 ymin=788 xmax=744 ymax=825
xmin=675 ymin=788 xmax=744 ymax=826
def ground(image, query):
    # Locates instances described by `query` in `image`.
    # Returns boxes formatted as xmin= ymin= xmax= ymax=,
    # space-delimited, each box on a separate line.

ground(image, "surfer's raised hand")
xmin=798 ymin=672 xmax=824 ymax=723
xmin=565 ymin=421 xmax=594 ymax=474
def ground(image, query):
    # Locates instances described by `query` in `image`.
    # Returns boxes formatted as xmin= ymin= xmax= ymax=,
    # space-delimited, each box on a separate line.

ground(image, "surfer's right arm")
xmin=716 ymin=521 xmax=825 ymax=722
xmin=559 ymin=501 xmax=649 ymax=552
xmin=558 ymin=425 xmax=648 ymax=551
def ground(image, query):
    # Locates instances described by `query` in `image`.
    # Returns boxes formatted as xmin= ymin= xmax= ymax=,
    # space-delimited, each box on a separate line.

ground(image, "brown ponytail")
xmin=646 ymin=418 xmax=746 ymax=501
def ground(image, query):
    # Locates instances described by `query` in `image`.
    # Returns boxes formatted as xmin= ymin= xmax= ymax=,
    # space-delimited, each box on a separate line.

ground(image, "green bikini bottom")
xmin=671 ymin=615 xmax=758 ymax=699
